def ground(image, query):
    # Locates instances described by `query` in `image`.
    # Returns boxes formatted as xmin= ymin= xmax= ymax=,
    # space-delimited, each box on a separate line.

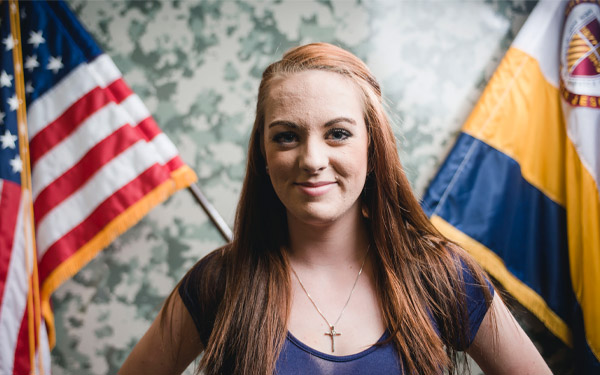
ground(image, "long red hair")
xmin=169 ymin=43 xmax=494 ymax=374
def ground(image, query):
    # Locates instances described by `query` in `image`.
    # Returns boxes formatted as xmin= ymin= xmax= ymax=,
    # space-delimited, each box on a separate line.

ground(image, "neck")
xmin=286 ymin=208 xmax=369 ymax=267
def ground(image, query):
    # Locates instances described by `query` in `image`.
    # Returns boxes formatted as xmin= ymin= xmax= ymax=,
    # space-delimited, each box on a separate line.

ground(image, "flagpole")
xmin=9 ymin=0 xmax=44 ymax=373
xmin=188 ymin=183 xmax=232 ymax=242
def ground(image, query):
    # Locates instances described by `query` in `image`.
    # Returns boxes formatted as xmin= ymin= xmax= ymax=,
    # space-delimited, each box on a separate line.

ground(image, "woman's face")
xmin=263 ymin=70 xmax=369 ymax=226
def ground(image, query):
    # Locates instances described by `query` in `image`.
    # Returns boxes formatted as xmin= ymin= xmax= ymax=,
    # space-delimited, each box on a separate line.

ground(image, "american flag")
xmin=0 ymin=1 xmax=197 ymax=373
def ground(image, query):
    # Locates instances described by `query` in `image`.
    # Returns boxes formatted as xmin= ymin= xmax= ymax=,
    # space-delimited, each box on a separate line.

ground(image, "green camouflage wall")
xmin=49 ymin=1 xmax=569 ymax=374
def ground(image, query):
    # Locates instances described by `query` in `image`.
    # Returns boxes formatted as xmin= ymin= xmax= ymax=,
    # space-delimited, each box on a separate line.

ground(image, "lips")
xmin=294 ymin=181 xmax=336 ymax=197
xmin=296 ymin=181 xmax=335 ymax=187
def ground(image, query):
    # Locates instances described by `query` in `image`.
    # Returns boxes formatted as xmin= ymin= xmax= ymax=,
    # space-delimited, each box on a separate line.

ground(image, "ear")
xmin=360 ymin=177 xmax=371 ymax=219
xmin=361 ymin=203 xmax=370 ymax=219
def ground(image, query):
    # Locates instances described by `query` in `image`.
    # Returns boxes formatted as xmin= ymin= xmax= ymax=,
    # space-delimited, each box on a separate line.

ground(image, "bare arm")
xmin=119 ymin=292 xmax=203 ymax=374
xmin=467 ymin=293 xmax=552 ymax=375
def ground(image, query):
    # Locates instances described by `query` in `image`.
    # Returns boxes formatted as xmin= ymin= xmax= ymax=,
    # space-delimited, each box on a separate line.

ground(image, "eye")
xmin=327 ymin=128 xmax=352 ymax=142
xmin=272 ymin=131 xmax=299 ymax=145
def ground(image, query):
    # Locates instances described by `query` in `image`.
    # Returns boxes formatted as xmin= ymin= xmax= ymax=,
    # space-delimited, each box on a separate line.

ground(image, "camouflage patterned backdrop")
xmin=49 ymin=1 xmax=570 ymax=374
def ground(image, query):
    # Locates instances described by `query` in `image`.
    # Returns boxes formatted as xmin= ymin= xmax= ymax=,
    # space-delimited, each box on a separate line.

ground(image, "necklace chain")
xmin=290 ymin=246 xmax=370 ymax=352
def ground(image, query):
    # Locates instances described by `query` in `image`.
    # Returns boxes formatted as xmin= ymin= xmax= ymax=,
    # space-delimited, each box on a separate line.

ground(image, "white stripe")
xmin=0 ymin=193 xmax=31 ymax=375
xmin=149 ymin=133 xmax=179 ymax=166
xmin=512 ymin=0 xmax=566 ymax=88
xmin=120 ymin=94 xmax=150 ymax=125
xmin=563 ymin=103 xmax=600 ymax=189
xmin=31 ymin=93 xmax=180 ymax=200
xmin=31 ymin=101 xmax=131 ymax=200
xmin=122 ymin=94 xmax=181 ymax=166
xmin=88 ymin=54 xmax=122 ymax=88
xmin=36 ymin=140 xmax=162 ymax=257
xmin=27 ymin=54 xmax=121 ymax=138
xmin=0 ymin=179 xmax=4 ymax=199
xmin=34 ymin=320 xmax=52 ymax=375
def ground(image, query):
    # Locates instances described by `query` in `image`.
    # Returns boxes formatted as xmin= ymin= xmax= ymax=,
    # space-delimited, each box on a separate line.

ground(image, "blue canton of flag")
xmin=1 ymin=4 xmax=21 ymax=184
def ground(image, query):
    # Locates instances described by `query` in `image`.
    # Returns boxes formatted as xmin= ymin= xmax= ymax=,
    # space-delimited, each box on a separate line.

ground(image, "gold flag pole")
xmin=9 ymin=0 xmax=44 ymax=373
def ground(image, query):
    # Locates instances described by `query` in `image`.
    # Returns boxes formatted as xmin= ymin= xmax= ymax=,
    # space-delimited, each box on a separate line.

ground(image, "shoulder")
xmin=434 ymin=245 xmax=495 ymax=350
xmin=455 ymin=253 xmax=494 ymax=338
xmin=442 ymin=244 xmax=493 ymax=298
xmin=453 ymin=250 xmax=494 ymax=303
xmin=178 ymin=246 xmax=229 ymax=345
xmin=181 ymin=246 xmax=227 ymax=289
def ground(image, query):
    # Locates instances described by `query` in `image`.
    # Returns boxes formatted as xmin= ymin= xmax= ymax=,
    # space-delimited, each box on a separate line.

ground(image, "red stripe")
xmin=166 ymin=156 xmax=185 ymax=172
xmin=33 ymin=117 xmax=167 ymax=225
xmin=29 ymin=79 xmax=132 ymax=165
xmin=37 ymin=164 xmax=170 ymax=283
xmin=33 ymin=124 xmax=141 ymax=225
xmin=0 ymin=181 xmax=21 ymax=309
xmin=136 ymin=117 xmax=162 ymax=141
xmin=13 ymin=298 xmax=32 ymax=375
xmin=107 ymin=78 xmax=131 ymax=103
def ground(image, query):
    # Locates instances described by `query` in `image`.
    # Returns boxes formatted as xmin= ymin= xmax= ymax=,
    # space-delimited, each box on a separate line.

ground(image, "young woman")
xmin=120 ymin=43 xmax=551 ymax=375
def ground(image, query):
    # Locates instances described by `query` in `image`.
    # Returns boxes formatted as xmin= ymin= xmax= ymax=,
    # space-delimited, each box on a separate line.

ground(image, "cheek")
xmin=335 ymin=153 xmax=368 ymax=189
xmin=266 ymin=151 xmax=295 ymax=181
xmin=343 ymin=138 xmax=369 ymax=178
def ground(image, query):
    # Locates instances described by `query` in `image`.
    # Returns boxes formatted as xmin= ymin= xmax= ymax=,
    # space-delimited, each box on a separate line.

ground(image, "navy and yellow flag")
xmin=422 ymin=0 xmax=600 ymax=372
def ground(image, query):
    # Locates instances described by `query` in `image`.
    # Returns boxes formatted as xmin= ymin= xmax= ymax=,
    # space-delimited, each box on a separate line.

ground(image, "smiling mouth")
xmin=295 ymin=181 xmax=336 ymax=187
xmin=294 ymin=181 xmax=336 ymax=197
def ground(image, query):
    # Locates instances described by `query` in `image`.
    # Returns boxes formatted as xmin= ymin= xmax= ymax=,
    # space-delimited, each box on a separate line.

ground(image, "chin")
xmin=285 ymin=205 xmax=334 ymax=225
xmin=301 ymin=215 xmax=340 ymax=227
xmin=288 ymin=204 xmax=361 ymax=227
xmin=293 ymin=212 xmax=335 ymax=225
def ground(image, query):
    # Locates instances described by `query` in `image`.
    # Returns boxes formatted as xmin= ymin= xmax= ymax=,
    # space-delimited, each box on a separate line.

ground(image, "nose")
xmin=298 ymin=137 xmax=328 ymax=173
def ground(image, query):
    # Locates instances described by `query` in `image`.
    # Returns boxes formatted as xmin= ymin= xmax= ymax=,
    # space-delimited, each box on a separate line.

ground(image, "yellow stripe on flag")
xmin=462 ymin=47 xmax=566 ymax=207
xmin=565 ymin=140 xmax=600 ymax=360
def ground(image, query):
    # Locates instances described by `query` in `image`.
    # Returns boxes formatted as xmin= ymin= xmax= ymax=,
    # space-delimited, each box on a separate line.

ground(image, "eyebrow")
xmin=267 ymin=117 xmax=357 ymax=129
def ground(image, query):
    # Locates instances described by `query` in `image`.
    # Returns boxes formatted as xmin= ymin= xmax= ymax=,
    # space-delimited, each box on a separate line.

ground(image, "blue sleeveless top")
xmin=276 ymin=330 xmax=402 ymax=374
xmin=178 ymin=251 xmax=493 ymax=374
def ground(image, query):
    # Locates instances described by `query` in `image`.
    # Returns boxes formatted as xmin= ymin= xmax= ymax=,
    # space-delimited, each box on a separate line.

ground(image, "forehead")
xmin=264 ymin=70 xmax=364 ymax=124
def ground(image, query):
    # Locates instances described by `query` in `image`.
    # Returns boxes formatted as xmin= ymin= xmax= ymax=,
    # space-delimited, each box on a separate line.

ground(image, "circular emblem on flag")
xmin=560 ymin=1 xmax=600 ymax=107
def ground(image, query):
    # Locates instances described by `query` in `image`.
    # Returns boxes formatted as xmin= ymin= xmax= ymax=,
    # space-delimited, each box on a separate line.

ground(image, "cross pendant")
xmin=324 ymin=325 xmax=341 ymax=352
